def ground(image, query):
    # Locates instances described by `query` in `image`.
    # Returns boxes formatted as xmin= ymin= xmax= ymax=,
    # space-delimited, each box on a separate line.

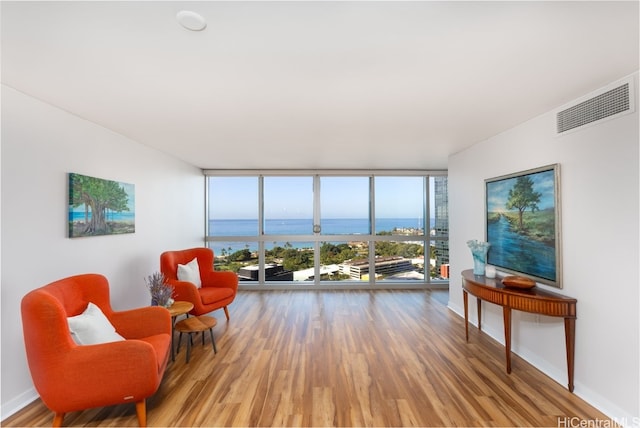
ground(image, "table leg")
xmin=463 ymin=290 xmax=469 ymax=342
xmin=565 ymin=317 xmax=576 ymax=392
xmin=209 ymin=329 xmax=217 ymax=353
xmin=503 ymin=307 xmax=512 ymax=374
xmin=477 ymin=298 xmax=482 ymax=332
xmin=186 ymin=333 xmax=192 ymax=363
xmin=176 ymin=332 xmax=183 ymax=354
xmin=171 ymin=316 xmax=177 ymax=362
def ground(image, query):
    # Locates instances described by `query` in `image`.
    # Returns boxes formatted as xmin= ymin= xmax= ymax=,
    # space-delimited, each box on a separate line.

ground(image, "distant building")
xmin=293 ymin=264 xmax=341 ymax=281
xmin=433 ymin=176 xmax=449 ymax=275
xmin=440 ymin=263 xmax=450 ymax=279
xmin=238 ymin=263 xmax=293 ymax=281
xmin=340 ymin=256 xmax=414 ymax=280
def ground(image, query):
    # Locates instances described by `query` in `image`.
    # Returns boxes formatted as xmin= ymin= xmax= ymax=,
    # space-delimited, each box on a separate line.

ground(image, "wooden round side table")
xmin=167 ymin=301 xmax=194 ymax=362
xmin=175 ymin=316 xmax=218 ymax=363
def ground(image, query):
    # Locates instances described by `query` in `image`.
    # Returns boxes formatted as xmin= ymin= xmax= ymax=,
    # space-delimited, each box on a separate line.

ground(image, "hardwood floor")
xmin=5 ymin=289 xmax=610 ymax=427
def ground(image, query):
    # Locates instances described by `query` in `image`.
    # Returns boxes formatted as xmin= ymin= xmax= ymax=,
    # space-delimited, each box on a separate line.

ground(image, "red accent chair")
xmin=160 ymin=247 xmax=238 ymax=320
xmin=20 ymin=274 xmax=171 ymax=427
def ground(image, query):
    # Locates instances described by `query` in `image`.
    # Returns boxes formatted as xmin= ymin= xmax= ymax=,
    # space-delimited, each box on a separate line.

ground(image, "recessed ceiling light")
xmin=177 ymin=10 xmax=207 ymax=32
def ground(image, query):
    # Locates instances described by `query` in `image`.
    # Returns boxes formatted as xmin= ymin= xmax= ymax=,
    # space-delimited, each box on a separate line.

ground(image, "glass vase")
xmin=467 ymin=240 xmax=491 ymax=276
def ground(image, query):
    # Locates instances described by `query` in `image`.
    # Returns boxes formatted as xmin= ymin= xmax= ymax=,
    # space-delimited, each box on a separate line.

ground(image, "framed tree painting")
xmin=485 ymin=164 xmax=562 ymax=288
xmin=68 ymin=173 xmax=135 ymax=237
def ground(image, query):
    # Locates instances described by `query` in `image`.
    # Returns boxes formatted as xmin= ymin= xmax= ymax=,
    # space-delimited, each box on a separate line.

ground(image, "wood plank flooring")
xmin=4 ymin=290 xmax=610 ymax=427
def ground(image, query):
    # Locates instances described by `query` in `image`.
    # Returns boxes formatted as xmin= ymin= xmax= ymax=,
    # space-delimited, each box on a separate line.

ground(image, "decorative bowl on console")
xmin=501 ymin=276 xmax=536 ymax=289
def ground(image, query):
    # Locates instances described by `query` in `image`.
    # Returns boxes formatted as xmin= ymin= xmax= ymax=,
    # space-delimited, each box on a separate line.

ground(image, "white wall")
xmin=0 ymin=86 xmax=205 ymax=418
xmin=448 ymin=73 xmax=639 ymax=423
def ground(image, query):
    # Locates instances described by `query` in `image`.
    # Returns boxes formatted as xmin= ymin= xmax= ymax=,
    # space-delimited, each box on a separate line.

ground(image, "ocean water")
xmin=209 ymin=218 xmax=431 ymax=236
xmin=208 ymin=218 xmax=433 ymax=254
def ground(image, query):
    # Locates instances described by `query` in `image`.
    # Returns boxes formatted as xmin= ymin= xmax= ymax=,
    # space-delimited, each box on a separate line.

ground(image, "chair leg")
xmin=52 ymin=412 xmax=64 ymax=427
xmin=224 ymin=306 xmax=230 ymax=321
xmin=136 ymin=400 xmax=146 ymax=427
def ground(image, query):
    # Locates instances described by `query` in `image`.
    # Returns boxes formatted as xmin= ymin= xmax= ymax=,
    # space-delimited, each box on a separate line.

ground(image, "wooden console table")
xmin=461 ymin=269 xmax=577 ymax=392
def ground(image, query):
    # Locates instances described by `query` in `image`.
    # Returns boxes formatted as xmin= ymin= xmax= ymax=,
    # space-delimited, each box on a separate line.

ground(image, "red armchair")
xmin=160 ymin=247 xmax=238 ymax=320
xmin=21 ymin=274 xmax=171 ymax=427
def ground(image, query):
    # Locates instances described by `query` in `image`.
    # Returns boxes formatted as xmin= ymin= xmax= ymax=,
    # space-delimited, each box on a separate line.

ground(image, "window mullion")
xmin=424 ymin=175 xmax=430 ymax=285
xmin=258 ymin=175 xmax=265 ymax=284
xmin=368 ymin=175 xmax=375 ymax=287
xmin=313 ymin=175 xmax=321 ymax=285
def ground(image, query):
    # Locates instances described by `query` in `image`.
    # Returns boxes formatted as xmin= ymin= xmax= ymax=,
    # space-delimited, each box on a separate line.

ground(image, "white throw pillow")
xmin=177 ymin=257 xmax=202 ymax=288
xmin=67 ymin=302 xmax=125 ymax=345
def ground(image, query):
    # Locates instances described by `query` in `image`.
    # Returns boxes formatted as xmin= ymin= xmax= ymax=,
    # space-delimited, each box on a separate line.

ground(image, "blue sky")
xmin=208 ymin=176 xmax=435 ymax=219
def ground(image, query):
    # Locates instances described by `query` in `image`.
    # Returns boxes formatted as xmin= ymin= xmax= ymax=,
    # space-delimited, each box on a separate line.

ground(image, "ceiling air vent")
xmin=556 ymin=81 xmax=632 ymax=134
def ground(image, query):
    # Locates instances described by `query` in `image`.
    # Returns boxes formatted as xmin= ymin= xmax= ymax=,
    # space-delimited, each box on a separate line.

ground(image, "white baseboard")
xmin=1 ymin=387 xmax=39 ymax=422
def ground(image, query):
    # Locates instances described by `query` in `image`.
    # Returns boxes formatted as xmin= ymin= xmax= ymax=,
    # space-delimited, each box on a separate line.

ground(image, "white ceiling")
xmin=2 ymin=1 xmax=638 ymax=170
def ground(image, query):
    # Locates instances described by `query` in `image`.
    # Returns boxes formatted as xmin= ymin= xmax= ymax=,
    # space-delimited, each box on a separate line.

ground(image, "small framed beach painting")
xmin=68 ymin=173 xmax=135 ymax=238
xmin=485 ymin=164 xmax=562 ymax=288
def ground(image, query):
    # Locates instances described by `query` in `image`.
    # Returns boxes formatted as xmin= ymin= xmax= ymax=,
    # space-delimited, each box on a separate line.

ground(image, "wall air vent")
xmin=556 ymin=80 xmax=633 ymax=134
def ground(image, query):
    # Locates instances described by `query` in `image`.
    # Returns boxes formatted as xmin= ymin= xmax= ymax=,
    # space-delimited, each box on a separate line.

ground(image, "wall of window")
xmin=204 ymin=170 xmax=448 ymax=289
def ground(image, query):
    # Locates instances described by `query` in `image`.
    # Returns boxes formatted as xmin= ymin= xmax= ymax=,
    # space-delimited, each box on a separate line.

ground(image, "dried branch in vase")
xmin=145 ymin=272 xmax=174 ymax=307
